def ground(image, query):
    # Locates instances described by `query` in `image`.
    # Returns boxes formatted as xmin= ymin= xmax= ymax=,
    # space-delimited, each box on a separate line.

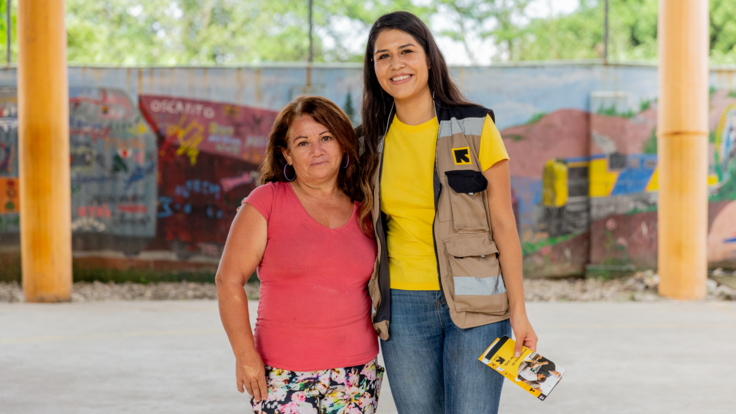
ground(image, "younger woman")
xmin=360 ymin=11 xmax=538 ymax=414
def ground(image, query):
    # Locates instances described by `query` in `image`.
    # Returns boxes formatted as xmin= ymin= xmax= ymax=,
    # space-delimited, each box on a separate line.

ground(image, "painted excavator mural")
xmin=506 ymin=92 xmax=736 ymax=276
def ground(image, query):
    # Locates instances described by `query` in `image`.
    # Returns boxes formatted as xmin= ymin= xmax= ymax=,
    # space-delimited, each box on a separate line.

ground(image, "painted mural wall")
xmin=0 ymin=63 xmax=734 ymax=276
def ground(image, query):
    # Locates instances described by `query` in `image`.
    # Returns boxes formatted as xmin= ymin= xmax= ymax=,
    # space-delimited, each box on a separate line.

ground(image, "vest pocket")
xmin=446 ymin=170 xmax=489 ymax=231
xmin=444 ymin=234 xmax=509 ymax=315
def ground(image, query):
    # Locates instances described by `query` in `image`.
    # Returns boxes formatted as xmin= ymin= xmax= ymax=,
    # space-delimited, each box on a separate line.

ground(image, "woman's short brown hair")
xmin=260 ymin=95 xmax=373 ymax=235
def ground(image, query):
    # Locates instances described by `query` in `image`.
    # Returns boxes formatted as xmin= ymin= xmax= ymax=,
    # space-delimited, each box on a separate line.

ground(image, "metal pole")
xmin=18 ymin=0 xmax=72 ymax=302
xmin=657 ymin=0 xmax=709 ymax=300
xmin=6 ymin=0 xmax=11 ymax=65
xmin=308 ymin=0 xmax=313 ymax=63
xmin=603 ymin=0 xmax=609 ymax=62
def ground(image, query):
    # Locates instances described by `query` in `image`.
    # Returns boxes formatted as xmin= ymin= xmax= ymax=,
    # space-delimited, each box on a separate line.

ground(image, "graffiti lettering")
xmin=70 ymin=125 xmax=110 ymax=142
xmin=71 ymin=175 xmax=115 ymax=185
xmin=206 ymin=205 xmax=224 ymax=220
xmin=174 ymin=179 xmax=221 ymax=199
xmin=167 ymin=115 xmax=204 ymax=165
xmin=70 ymin=125 xmax=146 ymax=153
xmin=117 ymin=204 xmax=148 ymax=214
xmin=70 ymin=89 xmax=133 ymax=113
xmin=150 ymin=99 xmax=216 ymax=119
xmin=208 ymin=124 xmax=241 ymax=157
xmin=209 ymin=122 xmax=234 ymax=136
xmin=157 ymin=196 xmax=224 ymax=220
xmin=221 ymin=171 xmax=257 ymax=193
xmin=90 ymin=194 xmax=145 ymax=204
xmin=0 ymin=118 xmax=18 ymax=133
xmin=71 ymin=216 xmax=106 ymax=232
xmin=158 ymin=196 xmax=174 ymax=218
xmin=214 ymin=144 xmax=240 ymax=156
xmin=114 ymin=216 xmax=151 ymax=227
xmin=244 ymin=135 xmax=269 ymax=149
xmin=125 ymin=162 xmax=156 ymax=189
xmin=0 ymin=143 xmax=15 ymax=172
xmin=0 ymin=103 xmax=17 ymax=117
xmin=77 ymin=204 xmax=112 ymax=219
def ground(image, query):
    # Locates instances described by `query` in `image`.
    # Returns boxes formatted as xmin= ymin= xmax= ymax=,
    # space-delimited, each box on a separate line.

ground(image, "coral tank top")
xmin=245 ymin=181 xmax=378 ymax=371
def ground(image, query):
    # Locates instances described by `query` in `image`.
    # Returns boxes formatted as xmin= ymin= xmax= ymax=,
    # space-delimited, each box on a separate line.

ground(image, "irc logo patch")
xmin=453 ymin=147 xmax=471 ymax=165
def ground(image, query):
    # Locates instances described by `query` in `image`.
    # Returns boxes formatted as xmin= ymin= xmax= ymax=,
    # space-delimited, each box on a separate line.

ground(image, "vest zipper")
xmin=432 ymin=101 xmax=446 ymax=300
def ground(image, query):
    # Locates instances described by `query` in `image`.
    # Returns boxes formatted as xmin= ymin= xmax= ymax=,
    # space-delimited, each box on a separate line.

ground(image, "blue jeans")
xmin=381 ymin=289 xmax=512 ymax=414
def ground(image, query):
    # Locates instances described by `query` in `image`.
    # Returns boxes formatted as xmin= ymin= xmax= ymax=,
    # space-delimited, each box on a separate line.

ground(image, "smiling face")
xmin=282 ymin=115 xmax=344 ymax=186
xmin=373 ymin=29 xmax=431 ymax=103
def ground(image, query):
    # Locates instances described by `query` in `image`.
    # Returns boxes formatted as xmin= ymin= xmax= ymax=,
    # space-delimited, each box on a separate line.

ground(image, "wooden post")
xmin=18 ymin=0 xmax=72 ymax=302
xmin=657 ymin=0 xmax=709 ymax=300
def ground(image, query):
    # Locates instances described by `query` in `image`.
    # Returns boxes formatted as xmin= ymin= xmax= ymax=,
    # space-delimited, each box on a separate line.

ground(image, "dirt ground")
xmin=2 ymin=270 xmax=734 ymax=303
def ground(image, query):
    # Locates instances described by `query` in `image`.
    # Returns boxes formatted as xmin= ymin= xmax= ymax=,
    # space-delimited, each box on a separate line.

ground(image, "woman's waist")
xmin=255 ymin=307 xmax=372 ymax=331
xmin=254 ymin=318 xmax=377 ymax=353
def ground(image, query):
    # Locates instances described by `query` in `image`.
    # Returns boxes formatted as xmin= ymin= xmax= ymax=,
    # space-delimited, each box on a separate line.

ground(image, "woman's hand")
xmin=510 ymin=311 xmax=538 ymax=357
xmin=236 ymin=350 xmax=268 ymax=402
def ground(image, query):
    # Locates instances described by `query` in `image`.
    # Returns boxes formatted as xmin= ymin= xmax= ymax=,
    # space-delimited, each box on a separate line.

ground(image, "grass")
xmin=527 ymin=112 xmax=547 ymax=124
xmin=521 ymin=233 xmax=576 ymax=256
xmin=642 ymin=127 xmax=658 ymax=154
xmin=505 ymin=134 xmax=524 ymax=142
xmin=597 ymin=104 xmax=634 ymax=119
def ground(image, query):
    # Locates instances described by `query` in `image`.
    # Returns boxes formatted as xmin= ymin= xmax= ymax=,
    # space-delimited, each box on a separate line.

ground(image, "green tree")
xmin=0 ymin=0 xmax=17 ymax=64
xmin=709 ymin=0 xmax=736 ymax=64
xmin=513 ymin=0 xmax=736 ymax=64
xmin=65 ymin=0 xmax=429 ymax=65
xmin=507 ymin=0 xmax=659 ymax=62
xmin=432 ymin=0 xmax=533 ymax=63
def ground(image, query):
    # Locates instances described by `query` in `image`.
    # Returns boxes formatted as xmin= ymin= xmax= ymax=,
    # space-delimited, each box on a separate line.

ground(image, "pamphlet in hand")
xmin=479 ymin=336 xmax=565 ymax=401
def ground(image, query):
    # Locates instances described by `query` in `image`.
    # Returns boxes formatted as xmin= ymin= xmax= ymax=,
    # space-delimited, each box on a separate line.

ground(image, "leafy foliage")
xmin=64 ymin=0 xmax=429 ymax=65
xmin=515 ymin=0 xmax=736 ymax=64
xmin=2 ymin=0 xmax=735 ymax=65
xmin=0 ymin=0 xmax=16 ymax=63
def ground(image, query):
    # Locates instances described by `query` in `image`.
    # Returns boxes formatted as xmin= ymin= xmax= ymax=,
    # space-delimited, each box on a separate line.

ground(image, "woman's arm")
xmin=215 ymin=204 xmax=268 ymax=401
xmin=483 ymin=160 xmax=538 ymax=357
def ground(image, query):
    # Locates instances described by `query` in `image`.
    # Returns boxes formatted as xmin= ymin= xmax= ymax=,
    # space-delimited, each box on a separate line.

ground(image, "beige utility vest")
xmin=367 ymin=102 xmax=510 ymax=341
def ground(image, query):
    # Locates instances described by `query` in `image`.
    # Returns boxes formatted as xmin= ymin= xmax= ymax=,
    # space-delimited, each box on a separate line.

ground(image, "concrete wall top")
xmin=2 ymin=61 xmax=735 ymax=131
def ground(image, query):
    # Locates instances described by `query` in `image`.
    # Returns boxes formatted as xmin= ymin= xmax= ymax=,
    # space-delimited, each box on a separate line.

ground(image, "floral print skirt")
xmin=250 ymin=359 xmax=384 ymax=414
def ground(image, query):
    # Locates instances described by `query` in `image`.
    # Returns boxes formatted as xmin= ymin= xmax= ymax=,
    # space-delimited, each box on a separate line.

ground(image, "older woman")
xmin=216 ymin=96 xmax=383 ymax=414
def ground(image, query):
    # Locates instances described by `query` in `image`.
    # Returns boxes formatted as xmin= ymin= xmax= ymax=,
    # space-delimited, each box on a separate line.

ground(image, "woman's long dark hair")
xmin=359 ymin=11 xmax=475 ymax=168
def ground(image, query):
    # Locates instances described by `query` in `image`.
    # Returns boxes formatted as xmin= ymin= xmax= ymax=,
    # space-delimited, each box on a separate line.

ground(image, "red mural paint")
xmin=139 ymin=95 xmax=279 ymax=259
xmin=117 ymin=204 xmax=148 ymax=214
xmin=139 ymin=95 xmax=276 ymax=165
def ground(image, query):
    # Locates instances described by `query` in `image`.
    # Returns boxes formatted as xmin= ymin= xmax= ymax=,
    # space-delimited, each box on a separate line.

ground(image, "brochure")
xmin=479 ymin=336 xmax=565 ymax=401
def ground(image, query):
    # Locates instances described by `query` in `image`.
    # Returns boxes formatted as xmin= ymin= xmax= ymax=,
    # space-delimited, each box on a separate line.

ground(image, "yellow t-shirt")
xmin=380 ymin=114 xmax=509 ymax=290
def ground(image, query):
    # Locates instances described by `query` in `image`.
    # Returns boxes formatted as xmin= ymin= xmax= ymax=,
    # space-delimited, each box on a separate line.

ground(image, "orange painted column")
xmin=657 ymin=0 xmax=709 ymax=300
xmin=18 ymin=0 xmax=72 ymax=302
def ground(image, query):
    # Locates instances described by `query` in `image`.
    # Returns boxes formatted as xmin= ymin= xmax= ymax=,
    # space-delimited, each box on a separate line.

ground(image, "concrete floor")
xmin=1 ymin=300 xmax=735 ymax=414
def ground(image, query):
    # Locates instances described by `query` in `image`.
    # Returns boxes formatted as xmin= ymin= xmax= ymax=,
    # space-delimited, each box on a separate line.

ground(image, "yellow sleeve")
xmin=479 ymin=114 xmax=509 ymax=171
